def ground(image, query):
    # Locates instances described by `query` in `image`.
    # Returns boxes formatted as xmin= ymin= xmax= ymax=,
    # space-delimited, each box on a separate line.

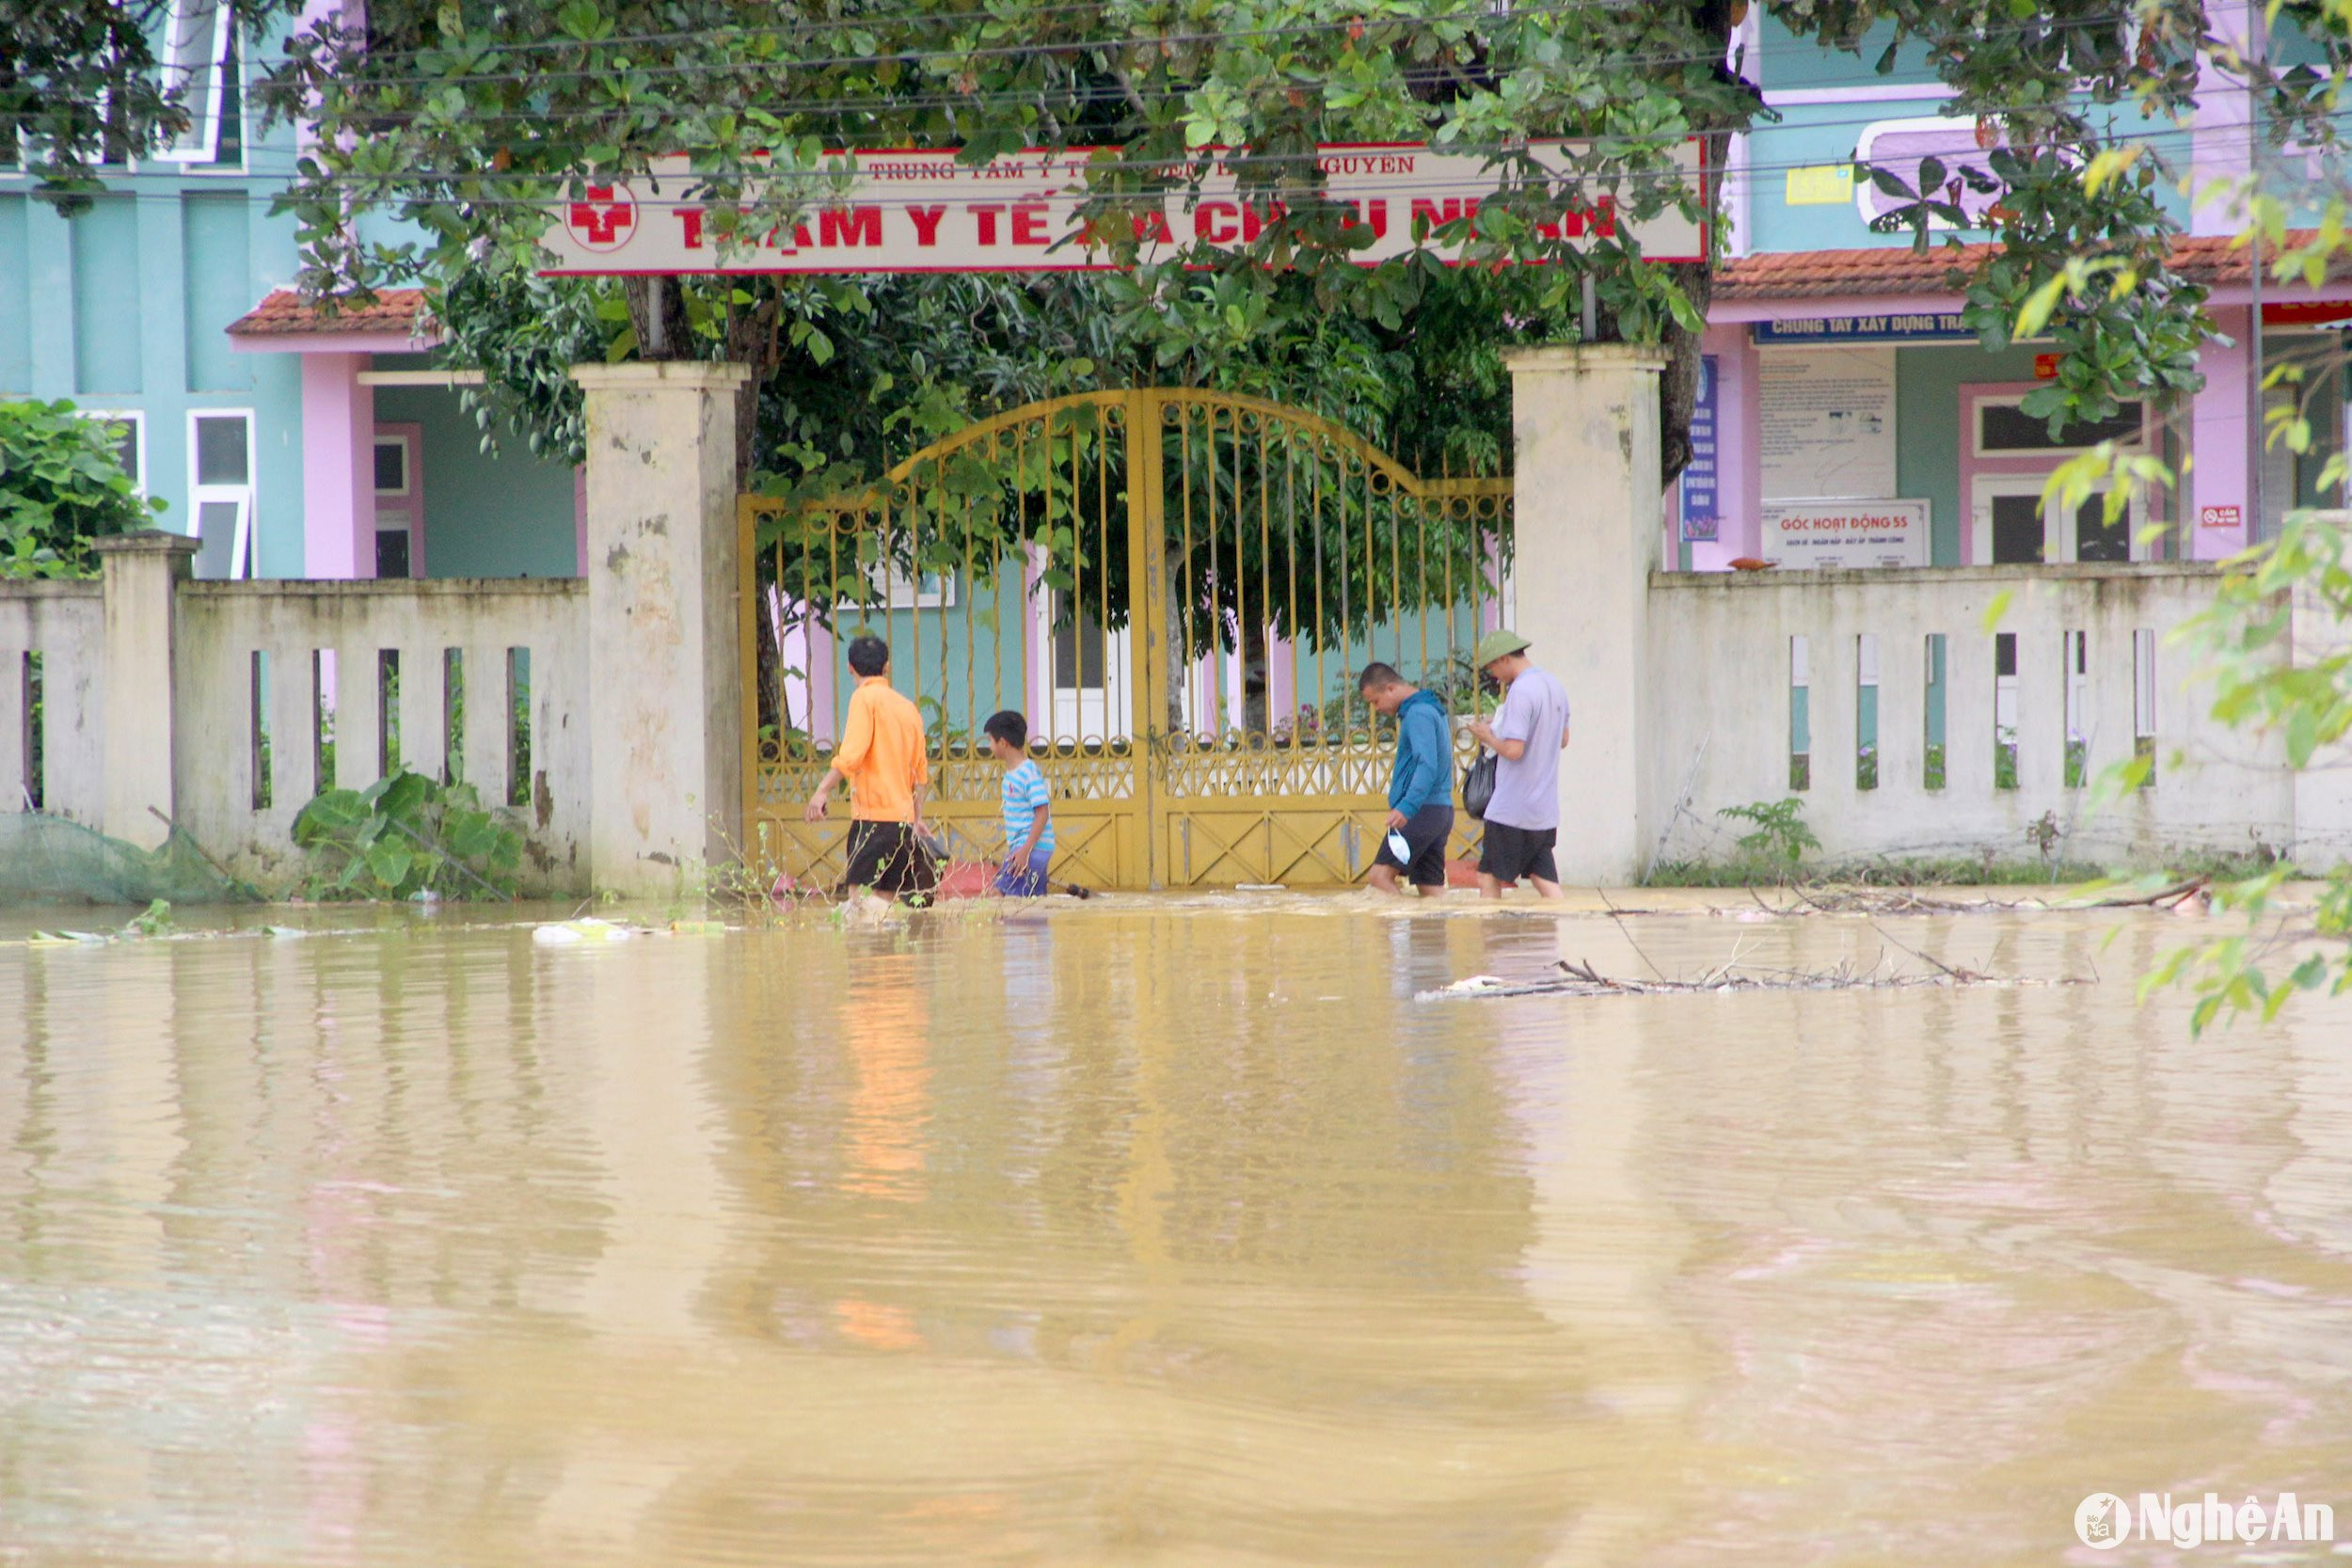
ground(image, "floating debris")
xmin=24 ymin=930 xmax=110 ymax=948
xmin=532 ymin=918 xmax=635 ymax=946
xmin=1416 ymin=955 xmax=2093 ymax=1003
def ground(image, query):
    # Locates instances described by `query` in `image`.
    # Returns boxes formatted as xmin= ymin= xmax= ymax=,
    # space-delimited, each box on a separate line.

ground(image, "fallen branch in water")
xmin=1722 ymin=876 xmax=2224 ymax=920
xmin=2073 ymin=877 xmax=2210 ymax=911
xmin=1414 ymin=951 xmax=2092 ymax=1002
xmin=1753 ymin=884 xmax=2038 ymax=917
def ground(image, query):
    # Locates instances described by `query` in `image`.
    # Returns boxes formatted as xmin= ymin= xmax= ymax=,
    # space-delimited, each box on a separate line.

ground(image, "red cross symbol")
xmin=567 ymin=183 xmax=636 ymax=251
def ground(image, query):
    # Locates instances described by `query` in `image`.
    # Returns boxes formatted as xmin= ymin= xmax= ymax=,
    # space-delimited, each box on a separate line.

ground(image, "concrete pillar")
xmin=570 ymin=360 xmax=753 ymax=895
xmin=300 ymin=352 xmax=376 ymax=578
xmin=93 ymin=531 xmax=199 ymax=850
xmin=1504 ymin=344 xmax=1667 ymax=887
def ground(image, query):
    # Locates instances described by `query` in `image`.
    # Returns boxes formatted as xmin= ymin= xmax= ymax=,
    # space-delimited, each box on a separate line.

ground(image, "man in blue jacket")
xmin=1359 ymin=661 xmax=1454 ymax=897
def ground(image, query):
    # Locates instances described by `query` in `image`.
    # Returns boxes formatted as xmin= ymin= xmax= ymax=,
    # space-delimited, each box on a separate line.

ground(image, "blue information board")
xmin=1679 ymin=354 xmax=1719 ymax=543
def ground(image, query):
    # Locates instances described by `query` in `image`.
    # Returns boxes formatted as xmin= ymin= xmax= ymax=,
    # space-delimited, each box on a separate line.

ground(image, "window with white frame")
xmin=81 ymin=409 xmax=147 ymax=494
xmin=156 ymin=0 xmax=238 ymax=166
xmin=188 ymin=410 xmax=254 ymax=578
xmin=848 ymin=562 xmax=955 ymax=609
xmin=1973 ymin=395 xmax=2146 ymax=456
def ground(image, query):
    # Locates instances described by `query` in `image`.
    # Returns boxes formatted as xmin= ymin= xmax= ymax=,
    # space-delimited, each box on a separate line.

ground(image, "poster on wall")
xmin=1679 ymin=354 xmax=1719 ymax=542
xmin=1759 ymin=347 xmax=1897 ymax=500
xmin=1761 ymin=499 xmax=1931 ymax=569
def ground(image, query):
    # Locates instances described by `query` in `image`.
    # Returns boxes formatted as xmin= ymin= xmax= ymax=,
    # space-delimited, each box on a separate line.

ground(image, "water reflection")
xmin=0 ymin=905 xmax=2348 ymax=1565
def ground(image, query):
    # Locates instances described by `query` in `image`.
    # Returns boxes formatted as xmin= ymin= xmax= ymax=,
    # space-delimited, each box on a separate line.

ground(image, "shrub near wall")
xmin=0 ymin=401 xmax=162 ymax=578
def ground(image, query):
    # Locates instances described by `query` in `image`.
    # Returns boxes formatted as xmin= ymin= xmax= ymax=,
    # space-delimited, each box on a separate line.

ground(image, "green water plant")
xmin=293 ymin=771 xmax=522 ymax=900
xmin=1717 ymin=798 xmax=1820 ymax=868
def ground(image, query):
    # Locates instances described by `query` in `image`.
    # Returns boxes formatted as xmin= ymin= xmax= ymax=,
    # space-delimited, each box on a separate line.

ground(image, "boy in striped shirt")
xmin=984 ymin=710 xmax=1056 ymax=896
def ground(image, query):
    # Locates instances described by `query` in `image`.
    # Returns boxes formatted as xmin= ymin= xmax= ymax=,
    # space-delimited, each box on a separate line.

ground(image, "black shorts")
xmin=1373 ymin=802 xmax=1454 ymax=888
xmin=1478 ymin=819 xmax=1559 ymax=885
xmin=839 ymin=820 xmax=941 ymax=898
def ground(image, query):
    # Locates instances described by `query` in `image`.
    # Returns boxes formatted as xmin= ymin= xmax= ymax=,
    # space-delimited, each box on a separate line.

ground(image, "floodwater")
xmin=3 ymin=895 xmax=2350 ymax=1567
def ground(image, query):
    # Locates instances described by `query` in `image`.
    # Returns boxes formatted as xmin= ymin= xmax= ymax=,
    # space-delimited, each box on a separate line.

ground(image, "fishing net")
xmin=0 ymin=813 xmax=258 ymax=907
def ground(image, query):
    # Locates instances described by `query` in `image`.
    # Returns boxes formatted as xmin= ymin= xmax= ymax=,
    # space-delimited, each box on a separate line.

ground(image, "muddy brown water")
xmin=3 ymin=895 xmax=2349 ymax=1566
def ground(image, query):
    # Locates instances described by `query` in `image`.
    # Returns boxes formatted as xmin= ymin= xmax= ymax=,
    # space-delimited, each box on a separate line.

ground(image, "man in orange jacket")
xmin=804 ymin=634 xmax=938 ymax=900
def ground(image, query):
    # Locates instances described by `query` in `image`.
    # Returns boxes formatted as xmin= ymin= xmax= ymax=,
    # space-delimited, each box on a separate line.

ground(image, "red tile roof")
xmin=227 ymin=288 xmax=436 ymax=338
xmin=1714 ymin=233 xmax=2343 ymax=301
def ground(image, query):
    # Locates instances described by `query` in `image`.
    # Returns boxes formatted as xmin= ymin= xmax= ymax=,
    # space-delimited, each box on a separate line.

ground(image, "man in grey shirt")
xmin=1465 ymin=628 xmax=1570 ymax=899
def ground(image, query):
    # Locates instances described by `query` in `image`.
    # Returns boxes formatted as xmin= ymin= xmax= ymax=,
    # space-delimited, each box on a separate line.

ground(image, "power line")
xmin=204 ymin=95 xmax=2333 ymax=201
xmin=272 ymin=52 xmax=2181 ymax=136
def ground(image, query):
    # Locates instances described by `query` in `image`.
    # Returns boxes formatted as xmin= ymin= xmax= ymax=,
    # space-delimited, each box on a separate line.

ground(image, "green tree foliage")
xmin=0 ymin=400 xmax=164 ymax=578
xmin=2005 ymin=6 xmax=2352 ymax=1031
xmin=240 ymin=0 xmax=2333 ymax=494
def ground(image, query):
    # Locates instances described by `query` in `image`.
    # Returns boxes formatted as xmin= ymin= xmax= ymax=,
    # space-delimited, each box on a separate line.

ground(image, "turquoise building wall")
xmin=0 ymin=14 xmax=571 ymax=582
xmin=373 ymin=386 xmax=582 ymax=578
xmin=0 ymin=16 xmax=311 ymax=578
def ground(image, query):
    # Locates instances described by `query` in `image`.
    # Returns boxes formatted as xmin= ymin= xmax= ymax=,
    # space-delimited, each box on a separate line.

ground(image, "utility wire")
xmin=186 ymin=105 xmax=2342 ymax=206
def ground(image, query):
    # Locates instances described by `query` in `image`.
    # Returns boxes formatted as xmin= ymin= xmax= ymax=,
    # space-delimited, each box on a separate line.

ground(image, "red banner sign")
xmin=539 ymin=141 xmax=1706 ymax=276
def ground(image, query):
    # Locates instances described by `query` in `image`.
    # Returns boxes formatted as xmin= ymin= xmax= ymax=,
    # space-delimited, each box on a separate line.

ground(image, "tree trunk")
xmin=622 ymin=276 xmax=688 ymax=362
xmin=623 ymin=275 xmax=768 ymax=485
xmin=1659 ymin=259 xmax=1713 ymax=488
xmin=1657 ymin=124 xmax=1738 ymax=489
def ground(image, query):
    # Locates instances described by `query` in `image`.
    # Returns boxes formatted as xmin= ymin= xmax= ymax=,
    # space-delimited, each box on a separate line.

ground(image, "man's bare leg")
xmin=1368 ymin=863 xmax=1406 ymax=895
xmin=1529 ymin=877 xmax=1565 ymax=900
xmin=1478 ymin=873 xmax=1506 ymax=900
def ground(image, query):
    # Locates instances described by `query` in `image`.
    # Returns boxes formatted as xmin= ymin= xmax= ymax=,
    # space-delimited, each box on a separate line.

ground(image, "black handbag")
xmin=1462 ymin=751 xmax=1498 ymax=820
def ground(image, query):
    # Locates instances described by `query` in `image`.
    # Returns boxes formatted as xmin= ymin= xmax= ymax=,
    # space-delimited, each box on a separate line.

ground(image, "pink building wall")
xmin=297 ymin=355 xmax=375 ymax=579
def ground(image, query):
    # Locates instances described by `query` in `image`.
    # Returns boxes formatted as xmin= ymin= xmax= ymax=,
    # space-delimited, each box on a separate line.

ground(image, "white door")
xmin=1970 ymin=473 xmax=2147 ymax=564
xmin=1040 ymin=588 xmax=1132 ymax=744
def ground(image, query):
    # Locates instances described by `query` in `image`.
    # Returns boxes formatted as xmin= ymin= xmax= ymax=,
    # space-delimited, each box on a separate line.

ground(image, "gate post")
xmin=571 ymin=361 xmax=754 ymax=897
xmin=1503 ymin=345 xmax=1667 ymax=888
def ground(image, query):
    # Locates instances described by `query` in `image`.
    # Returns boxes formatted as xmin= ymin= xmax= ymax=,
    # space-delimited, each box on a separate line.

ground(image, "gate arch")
xmin=739 ymin=388 xmax=1513 ymax=890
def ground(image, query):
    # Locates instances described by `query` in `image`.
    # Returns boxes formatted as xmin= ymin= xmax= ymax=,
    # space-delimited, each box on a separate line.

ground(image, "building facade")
xmin=5 ymin=2 xmax=2344 ymax=594
xmin=0 ymin=4 xmax=579 ymax=584
xmin=1682 ymin=1 xmax=2350 ymax=575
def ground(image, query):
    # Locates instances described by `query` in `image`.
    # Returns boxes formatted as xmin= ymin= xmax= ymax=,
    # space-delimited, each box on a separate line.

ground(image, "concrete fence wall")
xmin=0 ymin=581 xmax=104 ymax=824
xmin=1645 ymin=562 xmax=2335 ymax=870
xmin=0 ymin=361 xmax=746 ymax=902
xmin=175 ymin=578 xmax=590 ymax=890
xmin=0 ymin=548 xmax=590 ymax=895
xmin=10 ymin=356 xmax=2344 ymax=898
xmin=1504 ymin=349 xmax=2346 ymax=883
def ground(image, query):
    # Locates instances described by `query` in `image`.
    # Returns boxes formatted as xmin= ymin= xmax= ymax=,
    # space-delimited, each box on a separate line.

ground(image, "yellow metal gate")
xmin=739 ymin=389 xmax=1511 ymax=891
